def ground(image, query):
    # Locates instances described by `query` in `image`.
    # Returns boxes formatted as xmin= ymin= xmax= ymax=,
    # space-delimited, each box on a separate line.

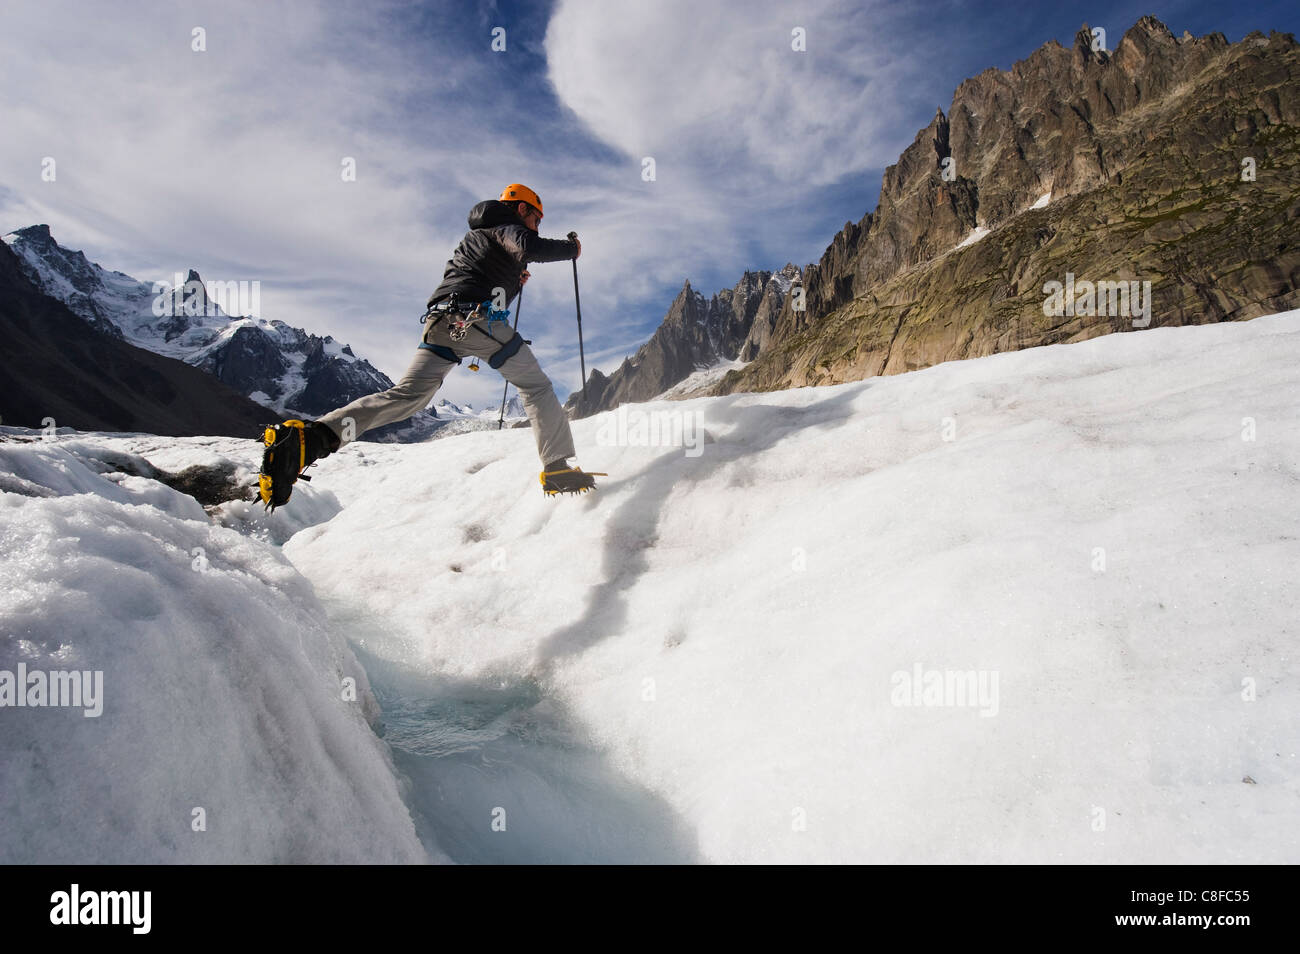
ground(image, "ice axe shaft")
xmin=568 ymin=231 xmax=586 ymax=399
xmin=496 ymin=286 xmax=521 ymax=431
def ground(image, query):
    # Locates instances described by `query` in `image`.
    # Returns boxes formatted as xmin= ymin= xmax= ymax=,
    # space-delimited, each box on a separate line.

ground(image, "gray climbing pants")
xmin=317 ymin=315 xmax=576 ymax=465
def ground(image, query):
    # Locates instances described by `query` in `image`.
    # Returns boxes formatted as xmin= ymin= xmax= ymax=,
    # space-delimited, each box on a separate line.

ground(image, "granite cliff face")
xmin=715 ymin=18 xmax=1300 ymax=394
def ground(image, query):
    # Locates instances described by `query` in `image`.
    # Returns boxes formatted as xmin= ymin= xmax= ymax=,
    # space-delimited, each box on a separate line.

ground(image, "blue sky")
xmin=3 ymin=0 xmax=1296 ymax=407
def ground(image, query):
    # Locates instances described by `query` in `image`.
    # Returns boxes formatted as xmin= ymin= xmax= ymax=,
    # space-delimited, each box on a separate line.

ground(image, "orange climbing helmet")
xmin=499 ymin=183 xmax=542 ymax=215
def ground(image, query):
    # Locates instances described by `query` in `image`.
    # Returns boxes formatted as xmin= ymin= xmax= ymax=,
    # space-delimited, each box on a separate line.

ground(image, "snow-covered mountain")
xmin=2 ymin=224 xmax=441 ymax=441
xmin=0 ymin=239 xmax=276 ymax=437
xmin=433 ymin=394 xmax=525 ymax=421
xmin=3 ymin=309 xmax=1296 ymax=863
xmin=418 ymin=395 xmax=530 ymax=442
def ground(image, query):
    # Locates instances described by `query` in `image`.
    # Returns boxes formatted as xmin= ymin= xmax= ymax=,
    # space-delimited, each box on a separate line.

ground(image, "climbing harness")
xmin=419 ymin=295 xmax=528 ymax=370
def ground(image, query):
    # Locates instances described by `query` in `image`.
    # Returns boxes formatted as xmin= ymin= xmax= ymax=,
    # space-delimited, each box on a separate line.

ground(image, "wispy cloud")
xmin=545 ymin=0 xmax=917 ymax=185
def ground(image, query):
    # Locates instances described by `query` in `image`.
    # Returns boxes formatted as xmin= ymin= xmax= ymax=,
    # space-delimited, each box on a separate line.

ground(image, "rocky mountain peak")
xmin=565 ymin=261 xmax=801 ymax=417
xmin=716 ymin=17 xmax=1300 ymax=398
xmin=562 ymin=14 xmax=1298 ymax=419
xmin=3 ymin=224 xmax=125 ymax=337
xmin=1130 ymin=14 xmax=1177 ymax=44
xmin=1071 ymin=23 xmax=1108 ymax=67
xmin=14 ymin=223 xmax=54 ymax=244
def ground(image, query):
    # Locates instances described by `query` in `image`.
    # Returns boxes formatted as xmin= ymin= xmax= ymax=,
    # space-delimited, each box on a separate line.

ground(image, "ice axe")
xmin=496 ymin=286 xmax=522 ymax=431
xmin=568 ymin=231 xmax=587 ymax=401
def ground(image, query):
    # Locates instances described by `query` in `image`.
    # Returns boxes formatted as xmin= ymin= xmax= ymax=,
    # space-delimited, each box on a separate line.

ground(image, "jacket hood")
xmin=468 ymin=199 xmax=524 ymax=230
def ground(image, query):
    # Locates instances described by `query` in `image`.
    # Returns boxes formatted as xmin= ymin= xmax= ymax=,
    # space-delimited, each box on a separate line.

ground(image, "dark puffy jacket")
xmin=427 ymin=200 xmax=578 ymax=308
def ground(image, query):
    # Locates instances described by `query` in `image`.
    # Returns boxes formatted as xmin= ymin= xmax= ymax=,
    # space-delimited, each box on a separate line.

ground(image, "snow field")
xmin=2 ymin=311 xmax=1296 ymax=863
xmin=286 ymin=311 xmax=1300 ymax=862
xmin=0 ymin=438 xmax=431 ymax=862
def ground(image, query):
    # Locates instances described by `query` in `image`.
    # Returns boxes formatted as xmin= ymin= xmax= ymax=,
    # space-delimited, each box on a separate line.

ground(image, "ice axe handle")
xmin=567 ymin=232 xmax=586 ymax=397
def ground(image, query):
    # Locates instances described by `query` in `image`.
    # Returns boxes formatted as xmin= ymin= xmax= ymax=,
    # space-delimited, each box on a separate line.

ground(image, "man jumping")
xmin=257 ymin=183 xmax=597 ymax=510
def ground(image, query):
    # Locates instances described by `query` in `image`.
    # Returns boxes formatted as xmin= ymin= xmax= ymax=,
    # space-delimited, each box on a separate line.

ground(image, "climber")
xmin=257 ymin=183 xmax=597 ymax=510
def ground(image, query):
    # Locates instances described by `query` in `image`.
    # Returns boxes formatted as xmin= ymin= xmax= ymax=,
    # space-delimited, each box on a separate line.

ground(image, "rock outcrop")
xmin=716 ymin=19 xmax=1300 ymax=394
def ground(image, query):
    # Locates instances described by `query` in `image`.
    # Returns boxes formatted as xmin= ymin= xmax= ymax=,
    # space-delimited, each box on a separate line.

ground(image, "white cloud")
xmin=545 ymin=0 xmax=918 ymax=185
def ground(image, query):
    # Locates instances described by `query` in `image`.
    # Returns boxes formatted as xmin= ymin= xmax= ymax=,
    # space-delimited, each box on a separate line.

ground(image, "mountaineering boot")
xmin=258 ymin=420 xmax=339 ymax=512
xmin=540 ymin=458 xmax=602 ymax=496
xmin=303 ymin=420 xmax=340 ymax=463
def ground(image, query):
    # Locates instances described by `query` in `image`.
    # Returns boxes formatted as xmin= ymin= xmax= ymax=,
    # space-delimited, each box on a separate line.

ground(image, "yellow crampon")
xmin=258 ymin=419 xmax=307 ymax=511
xmin=539 ymin=466 xmax=606 ymax=496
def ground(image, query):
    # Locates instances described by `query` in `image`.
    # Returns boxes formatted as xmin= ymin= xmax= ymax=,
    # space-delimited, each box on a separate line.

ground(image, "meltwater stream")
xmin=350 ymin=642 xmax=700 ymax=864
